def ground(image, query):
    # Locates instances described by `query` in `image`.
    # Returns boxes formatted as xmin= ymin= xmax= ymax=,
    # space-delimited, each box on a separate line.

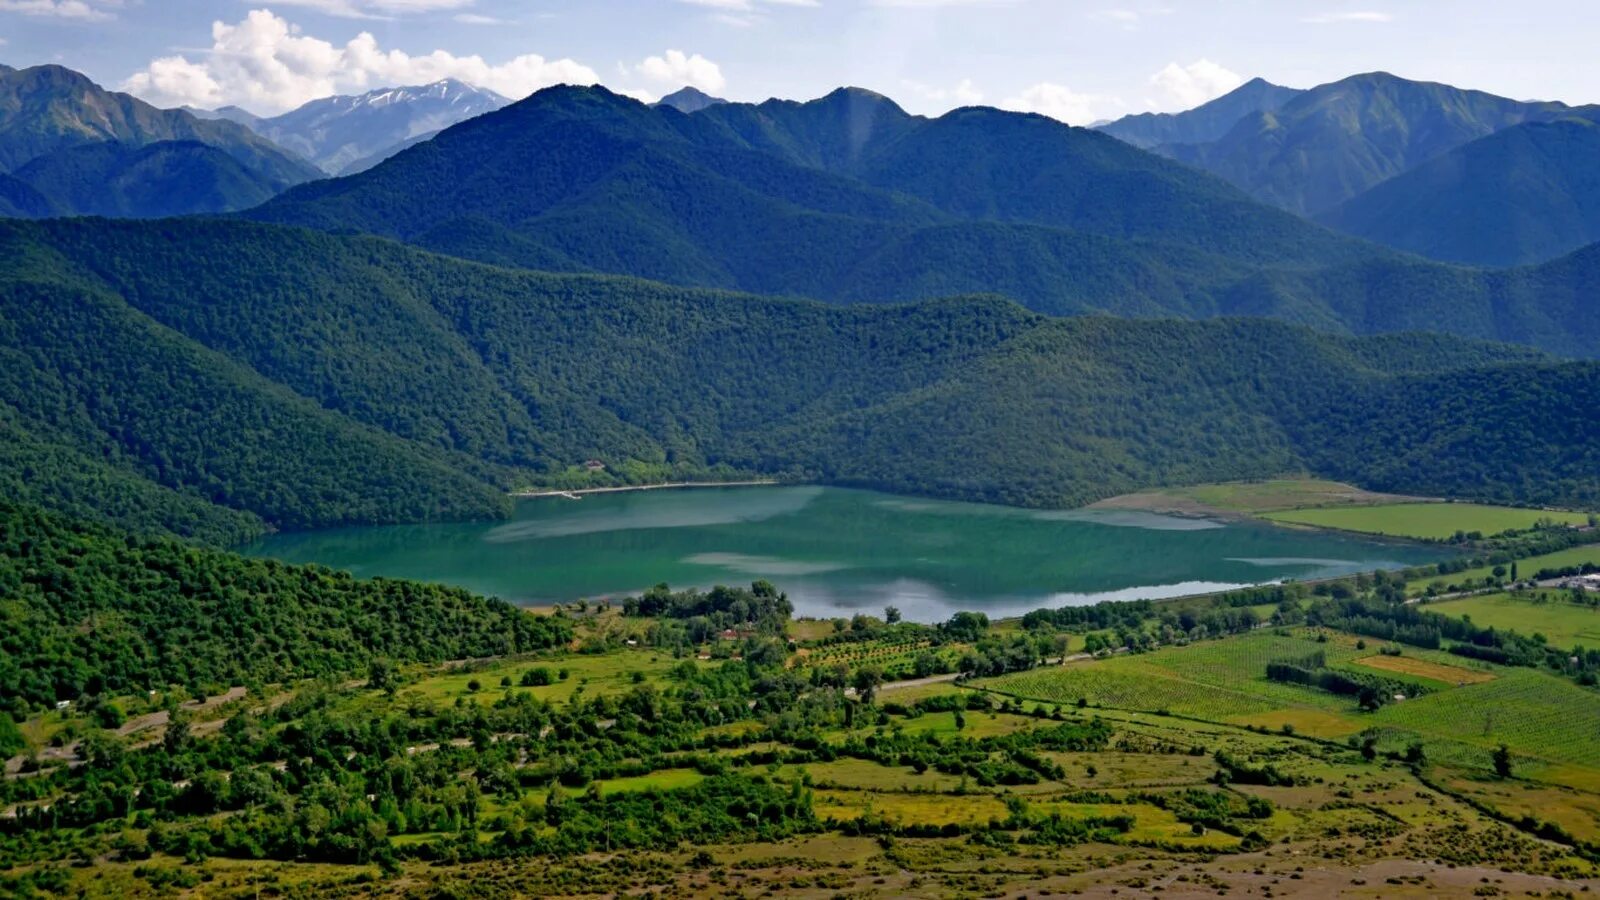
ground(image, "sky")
xmin=1 ymin=1 xmax=1597 ymax=120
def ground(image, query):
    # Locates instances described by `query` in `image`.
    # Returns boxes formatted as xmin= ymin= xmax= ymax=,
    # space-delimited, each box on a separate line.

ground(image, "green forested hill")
xmin=0 ymin=170 xmax=57 ymax=217
xmin=1 ymin=217 xmax=1595 ymax=543
xmin=242 ymin=84 xmax=1600 ymax=356
xmin=11 ymin=140 xmax=291 ymax=217
xmin=1320 ymin=117 xmax=1600 ymax=266
xmin=1163 ymin=72 xmax=1574 ymax=215
xmin=0 ymin=501 xmax=571 ymax=710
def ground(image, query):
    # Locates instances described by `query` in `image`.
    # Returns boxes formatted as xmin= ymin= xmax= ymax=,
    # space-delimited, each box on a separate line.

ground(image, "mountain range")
xmin=656 ymin=86 xmax=728 ymax=114
xmin=4 ymin=216 xmax=1595 ymax=550
xmin=1152 ymin=72 xmax=1579 ymax=216
xmin=210 ymin=79 xmax=510 ymax=175
xmin=0 ymin=64 xmax=321 ymax=216
xmin=1320 ymin=116 xmax=1600 ymax=266
xmin=1096 ymin=77 xmax=1302 ymax=149
xmin=245 ymin=82 xmax=1600 ymax=356
xmin=0 ymin=62 xmax=1592 ymax=595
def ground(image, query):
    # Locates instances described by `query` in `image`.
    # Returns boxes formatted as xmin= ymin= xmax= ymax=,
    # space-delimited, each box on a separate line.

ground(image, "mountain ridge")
xmin=245 ymin=82 xmax=1599 ymax=356
xmin=1162 ymin=71 xmax=1575 ymax=215
xmin=1097 ymin=77 xmax=1303 ymax=149
xmin=2 ymin=216 xmax=1596 ymax=546
xmin=1320 ymin=115 xmax=1600 ymax=265
xmin=229 ymin=78 xmax=510 ymax=174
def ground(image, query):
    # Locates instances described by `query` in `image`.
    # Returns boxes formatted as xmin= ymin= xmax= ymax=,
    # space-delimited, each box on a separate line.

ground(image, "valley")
xmin=4 ymin=12 xmax=1600 ymax=897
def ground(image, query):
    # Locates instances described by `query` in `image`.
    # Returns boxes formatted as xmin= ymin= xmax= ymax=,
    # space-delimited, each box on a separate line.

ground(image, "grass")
xmin=1422 ymin=592 xmax=1600 ymax=651
xmin=984 ymin=627 xmax=1600 ymax=783
xmin=1367 ymin=667 xmax=1600 ymax=770
xmin=1352 ymin=653 xmax=1495 ymax=686
xmin=399 ymin=649 xmax=697 ymax=705
xmin=1406 ymin=544 xmax=1600 ymax=595
xmin=813 ymin=789 xmax=1010 ymax=827
xmin=1438 ymin=768 xmax=1600 ymax=844
xmin=1262 ymin=502 xmax=1591 ymax=540
xmin=893 ymin=710 xmax=1044 ymax=739
xmin=566 ymin=768 xmax=706 ymax=796
xmin=774 ymin=759 xmax=966 ymax=792
xmin=1093 ymin=478 xmax=1416 ymax=516
xmin=985 ymin=630 xmax=1383 ymax=723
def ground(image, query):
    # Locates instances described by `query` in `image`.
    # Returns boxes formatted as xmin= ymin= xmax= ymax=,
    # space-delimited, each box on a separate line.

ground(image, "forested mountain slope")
xmin=244 ymin=84 xmax=1600 ymax=356
xmin=1320 ymin=117 xmax=1600 ymax=266
xmin=2 ymin=217 xmax=1596 ymax=544
xmin=0 ymin=501 xmax=570 ymax=710
xmin=1097 ymin=77 xmax=1302 ymax=149
xmin=1162 ymin=72 xmax=1574 ymax=215
xmin=11 ymin=140 xmax=290 ymax=217
xmin=0 ymin=64 xmax=318 ymax=186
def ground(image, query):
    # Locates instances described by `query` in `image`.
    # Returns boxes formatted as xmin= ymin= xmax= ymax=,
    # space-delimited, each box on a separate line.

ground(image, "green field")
xmin=1424 ymin=592 xmax=1600 ymax=650
xmin=1263 ymin=502 xmax=1591 ymax=539
xmin=399 ymin=649 xmax=695 ymax=705
xmin=1366 ymin=667 xmax=1600 ymax=770
xmin=1407 ymin=544 xmax=1600 ymax=595
xmin=1093 ymin=478 xmax=1417 ymax=515
xmin=984 ymin=630 xmax=1370 ymax=722
xmin=983 ymin=627 xmax=1600 ymax=774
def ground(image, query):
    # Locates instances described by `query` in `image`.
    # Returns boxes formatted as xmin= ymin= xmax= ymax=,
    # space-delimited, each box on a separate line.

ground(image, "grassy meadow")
xmin=1422 ymin=591 xmax=1600 ymax=649
xmin=1263 ymin=502 xmax=1591 ymax=539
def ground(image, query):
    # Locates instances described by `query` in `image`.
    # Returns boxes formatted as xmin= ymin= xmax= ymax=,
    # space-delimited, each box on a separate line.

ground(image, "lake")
xmin=242 ymin=486 xmax=1446 ymax=622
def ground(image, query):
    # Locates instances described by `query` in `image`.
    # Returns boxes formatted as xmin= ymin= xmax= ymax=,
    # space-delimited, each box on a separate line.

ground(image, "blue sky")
xmin=2 ymin=1 xmax=1596 ymax=119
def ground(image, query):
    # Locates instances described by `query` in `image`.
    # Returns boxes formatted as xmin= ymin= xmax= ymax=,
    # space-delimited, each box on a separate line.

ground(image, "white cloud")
xmin=452 ymin=13 xmax=505 ymax=25
xmin=1001 ymin=82 xmax=1122 ymax=126
xmin=1302 ymin=10 xmax=1392 ymax=23
xmin=678 ymin=0 xmax=819 ymax=26
xmin=901 ymin=77 xmax=983 ymax=109
xmin=268 ymin=0 xmax=475 ymax=20
xmin=1089 ymin=6 xmax=1172 ymax=29
xmin=632 ymin=49 xmax=726 ymax=94
xmin=0 ymin=0 xmax=114 ymax=21
xmin=871 ymin=0 xmax=1012 ymax=6
xmin=1148 ymin=59 xmax=1243 ymax=110
xmin=121 ymin=9 xmax=597 ymax=114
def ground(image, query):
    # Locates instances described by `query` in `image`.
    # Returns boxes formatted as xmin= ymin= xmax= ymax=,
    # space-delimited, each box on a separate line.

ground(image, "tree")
xmin=885 ymin=606 xmax=902 ymax=625
xmin=368 ymin=657 xmax=398 ymax=694
xmin=1493 ymin=744 xmax=1514 ymax=779
xmin=852 ymin=667 xmax=884 ymax=706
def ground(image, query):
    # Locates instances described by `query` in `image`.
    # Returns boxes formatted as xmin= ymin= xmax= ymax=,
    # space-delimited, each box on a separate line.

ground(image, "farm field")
xmin=1262 ymin=502 xmax=1591 ymax=539
xmin=14 ymin=632 xmax=1600 ymax=899
xmin=1092 ymin=477 xmax=1421 ymax=516
xmin=984 ymin=628 xmax=1600 ymax=773
xmin=1366 ymin=667 xmax=1600 ymax=770
xmin=392 ymin=648 xmax=696 ymax=706
xmin=1424 ymin=592 xmax=1600 ymax=650
xmin=1352 ymin=653 xmax=1495 ymax=685
xmin=1406 ymin=544 xmax=1600 ymax=595
xmin=984 ymin=629 xmax=1403 ymax=722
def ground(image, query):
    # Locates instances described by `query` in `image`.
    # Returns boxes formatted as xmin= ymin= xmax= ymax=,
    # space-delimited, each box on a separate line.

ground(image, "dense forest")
xmin=0 ymin=502 xmax=571 ymax=713
xmin=246 ymin=84 xmax=1600 ymax=356
xmin=2 ymin=217 xmax=1597 ymax=542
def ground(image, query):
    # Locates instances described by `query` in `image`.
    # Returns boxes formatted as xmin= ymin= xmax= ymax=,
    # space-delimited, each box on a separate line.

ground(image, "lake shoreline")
xmin=510 ymin=479 xmax=780 ymax=499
